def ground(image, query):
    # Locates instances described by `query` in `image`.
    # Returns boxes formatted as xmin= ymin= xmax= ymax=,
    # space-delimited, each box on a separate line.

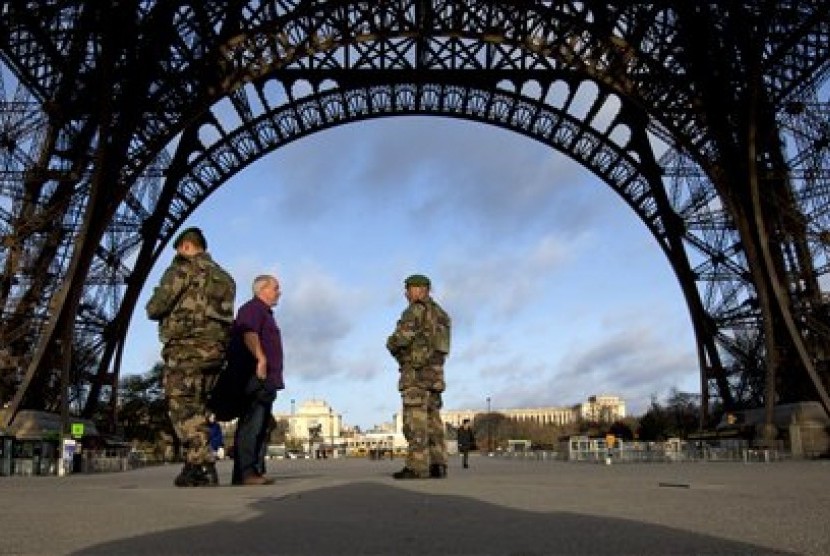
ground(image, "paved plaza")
xmin=1 ymin=455 xmax=829 ymax=555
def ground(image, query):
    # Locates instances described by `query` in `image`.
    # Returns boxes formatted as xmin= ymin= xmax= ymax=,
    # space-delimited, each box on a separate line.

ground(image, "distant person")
xmin=228 ymin=275 xmax=285 ymax=486
xmin=207 ymin=413 xmax=225 ymax=460
xmin=146 ymin=227 xmax=236 ymax=487
xmin=386 ymin=274 xmax=451 ymax=479
xmin=457 ymin=418 xmax=476 ymax=469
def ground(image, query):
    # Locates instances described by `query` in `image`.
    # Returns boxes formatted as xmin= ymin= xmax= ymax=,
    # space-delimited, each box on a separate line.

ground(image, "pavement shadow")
xmin=74 ymin=481 xmax=792 ymax=555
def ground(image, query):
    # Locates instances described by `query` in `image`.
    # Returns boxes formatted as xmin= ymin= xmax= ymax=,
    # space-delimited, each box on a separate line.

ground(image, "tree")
xmin=665 ymin=388 xmax=702 ymax=438
xmin=474 ymin=412 xmax=510 ymax=451
xmin=608 ymin=420 xmax=635 ymax=441
xmin=722 ymin=329 xmax=766 ymax=407
xmin=117 ymin=363 xmax=174 ymax=456
xmin=268 ymin=418 xmax=289 ymax=445
xmin=637 ymin=390 xmax=703 ymax=440
xmin=637 ymin=395 xmax=672 ymax=441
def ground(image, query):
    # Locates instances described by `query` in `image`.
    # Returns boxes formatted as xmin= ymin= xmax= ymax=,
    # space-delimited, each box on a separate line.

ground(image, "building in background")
xmin=275 ymin=399 xmax=343 ymax=456
xmin=442 ymin=395 xmax=626 ymax=428
xmin=273 ymin=395 xmax=625 ymax=457
xmin=578 ymin=395 xmax=626 ymax=422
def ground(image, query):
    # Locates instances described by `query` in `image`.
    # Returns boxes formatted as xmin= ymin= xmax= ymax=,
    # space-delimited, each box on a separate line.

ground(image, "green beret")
xmin=173 ymin=226 xmax=207 ymax=250
xmin=404 ymin=274 xmax=431 ymax=288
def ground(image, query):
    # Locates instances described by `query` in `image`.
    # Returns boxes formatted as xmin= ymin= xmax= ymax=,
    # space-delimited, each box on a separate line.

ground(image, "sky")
xmin=122 ymin=116 xmax=701 ymax=431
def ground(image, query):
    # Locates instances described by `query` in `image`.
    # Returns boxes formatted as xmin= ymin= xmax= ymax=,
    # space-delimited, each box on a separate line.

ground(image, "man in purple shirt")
xmin=228 ymin=274 xmax=284 ymax=486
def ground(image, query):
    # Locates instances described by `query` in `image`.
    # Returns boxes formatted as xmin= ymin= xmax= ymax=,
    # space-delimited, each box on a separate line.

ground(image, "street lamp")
xmin=486 ymin=396 xmax=492 ymax=454
xmin=329 ymin=407 xmax=334 ymax=459
xmin=290 ymin=399 xmax=296 ymax=438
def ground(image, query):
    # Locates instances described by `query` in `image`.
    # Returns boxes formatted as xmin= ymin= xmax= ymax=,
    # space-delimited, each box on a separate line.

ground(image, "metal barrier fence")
xmin=0 ymin=443 xmax=137 ymax=476
xmin=491 ymin=440 xmax=790 ymax=464
xmin=74 ymin=449 xmax=133 ymax=473
xmin=0 ymin=439 xmax=59 ymax=476
xmin=495 ymin=450 xmax=564 ymax=461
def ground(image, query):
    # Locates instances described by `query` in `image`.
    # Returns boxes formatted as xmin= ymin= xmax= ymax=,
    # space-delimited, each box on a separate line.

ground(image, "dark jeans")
xmin=256 ymin=414 xmax=277 ymax=474
xmin=461 ymin=449 xmax=470 ymax=467
xmin=232 ymin=378 xmax=276 ymax=483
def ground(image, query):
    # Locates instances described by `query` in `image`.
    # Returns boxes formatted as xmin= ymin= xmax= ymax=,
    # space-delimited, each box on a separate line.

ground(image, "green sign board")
xmin=71 ymin=423 xmax=84 ymax=438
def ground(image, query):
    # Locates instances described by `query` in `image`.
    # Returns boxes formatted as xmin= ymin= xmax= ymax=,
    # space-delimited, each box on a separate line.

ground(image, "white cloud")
xmin=280 ymin=264 xmax=353 ymax=380
xmin=119 ymin=117 xmax=703 ymax=430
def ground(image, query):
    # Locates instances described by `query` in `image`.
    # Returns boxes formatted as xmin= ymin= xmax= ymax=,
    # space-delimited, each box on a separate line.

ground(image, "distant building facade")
xmin=275 ymin=399 xmax=342 ymax=453
xmin=274 ymin=395 xmax=625 ymax=457
xmin=578 ymin=395 xmax=626 ymax=422
xmin=275 ymin=399 xmax=407 ymax=456
xmin=442 ymin=394 xmax=626 ymax=428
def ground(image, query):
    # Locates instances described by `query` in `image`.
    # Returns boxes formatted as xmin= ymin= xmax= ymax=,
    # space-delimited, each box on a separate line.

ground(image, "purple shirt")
xmin=228 ymin=297 xmax=284 ymax=390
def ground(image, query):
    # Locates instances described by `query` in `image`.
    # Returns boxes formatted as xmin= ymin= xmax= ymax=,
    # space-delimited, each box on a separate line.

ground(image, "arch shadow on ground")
xmin=73 ymin=480 xmax=790 ymax=556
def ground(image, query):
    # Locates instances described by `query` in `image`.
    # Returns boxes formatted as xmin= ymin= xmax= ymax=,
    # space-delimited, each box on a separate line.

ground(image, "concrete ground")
xmin=1 ymin=455 xmax=829 ymax=555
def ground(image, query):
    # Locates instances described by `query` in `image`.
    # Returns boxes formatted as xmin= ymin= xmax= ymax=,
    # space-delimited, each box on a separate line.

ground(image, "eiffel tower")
xmin=1 ymin=2 xmax=829 ymax=439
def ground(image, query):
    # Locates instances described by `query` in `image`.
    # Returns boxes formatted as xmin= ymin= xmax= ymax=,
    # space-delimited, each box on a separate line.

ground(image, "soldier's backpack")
xmin=426 ymin=298 xmax=451 ymax=355
xmin=410 ymin=299 xmax=451 ymax=366
xmin=149 ymin=254 xmax=235 ymax=344
xmin=192 ymin=256 xmax=235 ymax=332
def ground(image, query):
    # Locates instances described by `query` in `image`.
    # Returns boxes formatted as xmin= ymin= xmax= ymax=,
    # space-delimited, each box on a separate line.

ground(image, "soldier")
xmin=146 ymin=227 xmax=236 ymax=487
xmin=386 ymin=274 xmax=451 ymax=479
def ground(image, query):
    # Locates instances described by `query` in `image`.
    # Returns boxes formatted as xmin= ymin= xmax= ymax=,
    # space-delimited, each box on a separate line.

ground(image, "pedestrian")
xmin=228 ymin=275 xmax=284 ymax=486
xmin=457 ymin=418 xmax=476 ymax=469
xmin=145 ymin=226 xmax=236 ymax=487
xmin=386 ymin=274 xmax=451 ymax=479
xmin=207 ymin=413 xmax=225 ymax=460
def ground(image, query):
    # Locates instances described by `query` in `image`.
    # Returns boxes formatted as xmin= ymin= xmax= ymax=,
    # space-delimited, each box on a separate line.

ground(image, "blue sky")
xmin=123 ymin=116 xmax=700 ymax=430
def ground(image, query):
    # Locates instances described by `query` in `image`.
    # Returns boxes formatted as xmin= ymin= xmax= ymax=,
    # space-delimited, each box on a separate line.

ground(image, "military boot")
xmin=202 ymin=462 xmax=219 ymax=486
xmin=174 ymin=463 xmax=194 ymax=487
xmin=393 ymin=467 xmax=428 ymax=479
xmin=429 ymin=463 xmax=447 ymax=478
xmin=174 ymin=463 xmax=210 ymax=487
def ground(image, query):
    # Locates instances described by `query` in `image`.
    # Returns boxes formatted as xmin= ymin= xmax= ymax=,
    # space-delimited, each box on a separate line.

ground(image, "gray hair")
xmin=252 ymin=275 xmax=276 ymax=296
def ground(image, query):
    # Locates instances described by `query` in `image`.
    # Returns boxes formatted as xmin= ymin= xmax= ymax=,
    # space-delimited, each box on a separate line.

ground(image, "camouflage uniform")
xmin=146 ymin=250 xmax=235 ymax=473
xmin=387 ymin=296 xmax=451 ymax=477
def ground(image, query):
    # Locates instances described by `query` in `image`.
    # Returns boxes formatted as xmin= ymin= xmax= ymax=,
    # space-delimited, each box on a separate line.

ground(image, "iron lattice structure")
xmin=1 ymin=1 xmax=829 ymax=434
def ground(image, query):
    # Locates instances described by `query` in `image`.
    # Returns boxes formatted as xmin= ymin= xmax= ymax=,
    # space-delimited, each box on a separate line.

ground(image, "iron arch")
xmin=1 ymin=1 xmax=828 ymax=430
xmin=94 ymin=73 xmax=721 ymax=425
